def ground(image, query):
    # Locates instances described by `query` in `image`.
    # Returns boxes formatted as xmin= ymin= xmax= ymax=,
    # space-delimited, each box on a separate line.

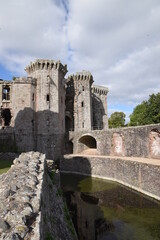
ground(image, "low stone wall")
xmin=71 ymin=124 xmax=160 ymax=159
xmin=0 ymin=152 xmax=76 ymax=240
xmin=61 ymin=155 xmax=160 ymax=201
xmin=0 ymin=152 xmax=44 ymax=239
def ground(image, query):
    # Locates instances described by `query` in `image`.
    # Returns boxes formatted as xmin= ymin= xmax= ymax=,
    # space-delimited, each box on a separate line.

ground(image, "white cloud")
xmin=66 ymin=0 xmax=160 ymax=115
xmin=0 ymin=0 xmax=160 ymax=119
xmin=0 ymin=0 xmax=68 ymax=74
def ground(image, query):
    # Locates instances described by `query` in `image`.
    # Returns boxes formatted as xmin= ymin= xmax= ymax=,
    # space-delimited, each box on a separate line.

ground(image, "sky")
xmin=0 ymin=0 xmax=160 ymax=122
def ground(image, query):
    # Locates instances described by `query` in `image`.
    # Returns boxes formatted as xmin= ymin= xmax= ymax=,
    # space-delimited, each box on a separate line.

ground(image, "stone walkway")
xmin=69 ymin=150 xmax=160 ymax=166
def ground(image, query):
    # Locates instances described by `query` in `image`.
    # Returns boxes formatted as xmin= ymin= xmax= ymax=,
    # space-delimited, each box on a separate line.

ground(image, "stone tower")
xmin=25 ymin=59 xmax=67 ymax=158
xmin=92 ymin=85 xmax=109 ymax=130
xmin=70 ymin=71 xmax=93 ymax=131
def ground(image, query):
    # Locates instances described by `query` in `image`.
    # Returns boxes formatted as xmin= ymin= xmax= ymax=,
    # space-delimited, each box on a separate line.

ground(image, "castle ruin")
xmin=0 ymin=59 xmax=108 ymax=159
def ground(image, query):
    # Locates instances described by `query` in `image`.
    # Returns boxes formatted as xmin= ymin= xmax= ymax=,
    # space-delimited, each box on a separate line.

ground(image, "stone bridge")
xmin=62 ymin=124 xmax=160 ymax=201
xmin=68 ymin=123 xmax=160 ymax=159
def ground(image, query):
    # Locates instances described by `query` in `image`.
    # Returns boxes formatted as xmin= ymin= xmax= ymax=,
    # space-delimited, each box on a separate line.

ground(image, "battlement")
xmin=25 ymin=59 xmax=67 ymax=75
xmin=69 ymin=70 xmax=93 ymax=83
xmin=92 ymin=84 xmax=109 ymax=95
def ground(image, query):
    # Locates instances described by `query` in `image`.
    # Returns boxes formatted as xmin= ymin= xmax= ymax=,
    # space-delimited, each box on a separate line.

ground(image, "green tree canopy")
xmin=109 ymin=111 xmax=126 ymax=128
xmin=129 ymin=93 xmax=160 ymax=126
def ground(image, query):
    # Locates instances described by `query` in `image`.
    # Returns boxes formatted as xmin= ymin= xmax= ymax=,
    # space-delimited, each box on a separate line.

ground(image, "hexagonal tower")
xmin=69 ymin=71 xmax=93 ymax=131
xmin=25 ymin=59 xmax=67 ymax=159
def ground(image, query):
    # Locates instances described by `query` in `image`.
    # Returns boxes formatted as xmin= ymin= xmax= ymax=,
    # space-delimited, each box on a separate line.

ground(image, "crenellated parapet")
xmin=68 ymin=70 xmax=94 ymax=84
xmin=92 ymin=84 xmax=109 ymax=95
xmin=25 ymin=59 xmax=67 ymax=75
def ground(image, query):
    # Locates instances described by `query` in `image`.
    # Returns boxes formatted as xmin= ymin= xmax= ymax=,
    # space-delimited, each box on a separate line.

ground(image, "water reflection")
xmin=60 ymin=173 xmax=160 ymax=240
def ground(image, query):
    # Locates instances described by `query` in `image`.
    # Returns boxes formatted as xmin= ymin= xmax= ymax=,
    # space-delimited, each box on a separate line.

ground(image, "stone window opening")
xmin=81 ymin=101 xmax=84 ymax=107
xmin=82 ymin=86 xmax=84 ymax=91
xmin=82 ymin=122 xmax=84 ymax=128
xmin=32 ymin=93 xmax=35 ymax=101
xmin=31 ymin=119 xmax=34 ymax=127
xmin=47 ymin=94 xmax=50 ymax=102
xmin=2 ymin=86 xmax=10 ymax=101
xmin=85 ymin=221 xmax=88 ymax=229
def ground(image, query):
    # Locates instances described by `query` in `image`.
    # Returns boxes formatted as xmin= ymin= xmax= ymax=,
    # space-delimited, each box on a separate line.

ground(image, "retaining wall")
xmin=61 ymin=155 xmax=160 ymax=201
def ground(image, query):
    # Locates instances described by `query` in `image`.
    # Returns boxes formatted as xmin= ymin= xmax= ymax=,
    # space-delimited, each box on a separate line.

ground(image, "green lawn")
xmin=0 ymin=160 xmax=13 ymax=175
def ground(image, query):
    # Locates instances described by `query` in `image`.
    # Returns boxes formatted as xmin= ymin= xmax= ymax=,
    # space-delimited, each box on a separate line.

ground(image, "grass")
xmin=0 ymin=159 xmax=13 ymax=175
xmin=57 ymin=188 xmax=63 ymax=197
xmin=48 ymin=170 xmax=56 ymax=184
xmin=45 ymin=233 xmax=55 ymax=240
xmin=63 ymin=201 xmax=77 ymax=239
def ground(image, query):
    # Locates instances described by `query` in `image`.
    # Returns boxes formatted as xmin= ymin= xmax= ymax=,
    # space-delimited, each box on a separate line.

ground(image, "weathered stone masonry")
xmin=0 ymin=59 xmax=108 ymax=159
xmin=0 ymin=152 xmax=75 ymax=240
xmin=70 ymin=124 xmax=160 ymax=159
xmin=61 ymin=155 xmax=160 ymax=201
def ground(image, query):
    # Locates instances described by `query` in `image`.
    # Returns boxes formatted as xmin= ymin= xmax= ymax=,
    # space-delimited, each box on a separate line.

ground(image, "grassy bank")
xmin=0 ymin=160 xmax=13 ymax=175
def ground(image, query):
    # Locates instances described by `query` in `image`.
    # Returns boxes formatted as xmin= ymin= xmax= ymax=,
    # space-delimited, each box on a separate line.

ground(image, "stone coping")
xmin=64 ymin=154 xmax=160 ymax=166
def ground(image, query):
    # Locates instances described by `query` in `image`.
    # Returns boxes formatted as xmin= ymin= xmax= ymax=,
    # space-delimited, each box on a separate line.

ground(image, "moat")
xmin=61 ymin=173 xmax=160 ymax=240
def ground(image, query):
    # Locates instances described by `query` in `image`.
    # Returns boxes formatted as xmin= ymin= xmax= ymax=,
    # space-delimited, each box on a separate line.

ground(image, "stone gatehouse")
xmin=0 ymin=59 xmax=108 ymax=159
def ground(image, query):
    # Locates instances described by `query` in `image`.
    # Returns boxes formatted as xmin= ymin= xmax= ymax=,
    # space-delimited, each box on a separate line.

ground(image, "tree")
xmin=109 ymin=112 xmax=126 ymax=128
xmin=129 ymin=101 xmax=148 ymax=126
xmin=129 ymin=93 xmax=160 ymax=126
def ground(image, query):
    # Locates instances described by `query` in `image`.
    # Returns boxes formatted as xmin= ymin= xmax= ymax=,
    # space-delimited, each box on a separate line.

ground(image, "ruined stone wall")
xmin=0 ymin=81 xmax=13 ymax=129
xmin=12 ymin=78 xmax=36 ymax=126
xmin=8 ymin=78 xmax=36 ymax=152
xmin=71 ymin=124 xmax=160 ymax=159
xmin=0 ymin=81 xmax=12 ymax=108
xmin=61 ymin=155 xmax=160 ymax=201
xmin=0 ymin=152 xmax=75 ymax=240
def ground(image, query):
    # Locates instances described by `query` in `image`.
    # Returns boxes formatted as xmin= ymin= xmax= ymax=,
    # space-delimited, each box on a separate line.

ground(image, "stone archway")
xmin=78 ymin=135 xmax=97 ymax=154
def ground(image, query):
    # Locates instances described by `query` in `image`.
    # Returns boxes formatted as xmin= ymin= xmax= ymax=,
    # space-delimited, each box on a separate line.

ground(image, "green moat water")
xmin=61 ymin=173 xmax=160 ymax=240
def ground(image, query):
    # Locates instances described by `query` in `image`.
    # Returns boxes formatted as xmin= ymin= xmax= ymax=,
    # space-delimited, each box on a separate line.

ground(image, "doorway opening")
xmin=1 ymin=108 xmax=12 ymax=126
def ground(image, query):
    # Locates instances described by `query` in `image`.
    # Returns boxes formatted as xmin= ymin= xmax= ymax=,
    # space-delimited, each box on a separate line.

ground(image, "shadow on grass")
xmin=0 ymin=160 xmax=13 ymax=174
